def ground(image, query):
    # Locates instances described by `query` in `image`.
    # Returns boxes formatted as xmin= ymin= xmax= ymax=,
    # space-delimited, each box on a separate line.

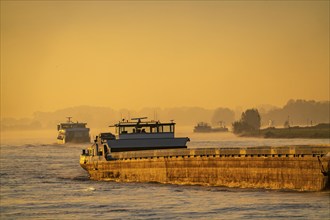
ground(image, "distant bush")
xmin=233 ymin=109 xmax=261 ymax=134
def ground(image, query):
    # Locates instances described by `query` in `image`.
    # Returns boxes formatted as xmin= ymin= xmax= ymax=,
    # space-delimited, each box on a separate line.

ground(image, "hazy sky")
xmin=1 ymin=1 xmax=329 ymax=118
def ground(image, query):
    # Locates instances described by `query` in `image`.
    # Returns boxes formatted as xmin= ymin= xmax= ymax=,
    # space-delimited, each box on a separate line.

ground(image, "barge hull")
xmin=80 ymin=146 xmax=330 ymax=191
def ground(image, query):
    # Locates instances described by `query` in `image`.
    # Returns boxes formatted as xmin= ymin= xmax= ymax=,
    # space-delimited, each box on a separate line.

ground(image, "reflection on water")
xmin=0 ymin=130 xmax=329 ymax=219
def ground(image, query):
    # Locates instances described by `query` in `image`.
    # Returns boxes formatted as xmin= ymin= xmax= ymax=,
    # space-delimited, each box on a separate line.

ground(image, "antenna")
xmin=66 ymin=117 xmax=72 ymax=123
xmin=131 ymin=117 xmax=148 ymax=127
xmin=154 ymin=110 xmax=158 ymax=121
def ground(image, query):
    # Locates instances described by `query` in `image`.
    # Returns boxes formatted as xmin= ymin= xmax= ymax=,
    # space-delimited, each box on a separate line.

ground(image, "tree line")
xmin=1 ymin=99 xmax=328 ymax=131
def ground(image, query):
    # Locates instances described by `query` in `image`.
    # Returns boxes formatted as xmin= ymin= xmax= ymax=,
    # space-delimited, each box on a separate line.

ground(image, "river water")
xmin=1 ymin=131 xmax=329 ymax=219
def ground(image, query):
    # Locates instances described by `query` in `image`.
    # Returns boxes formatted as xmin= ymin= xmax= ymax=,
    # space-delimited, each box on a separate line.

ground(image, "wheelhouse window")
xmin=119 ymin=126 xmax=135 ymax=134
xmin=163 ymin=125 xmax=174 ymax=133
xmin=59 ymin=123 xmax=86 ymax=129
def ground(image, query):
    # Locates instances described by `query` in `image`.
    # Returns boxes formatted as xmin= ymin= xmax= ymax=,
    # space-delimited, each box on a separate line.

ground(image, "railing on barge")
xmin=109 ymin=145 xmax=330 ymax=160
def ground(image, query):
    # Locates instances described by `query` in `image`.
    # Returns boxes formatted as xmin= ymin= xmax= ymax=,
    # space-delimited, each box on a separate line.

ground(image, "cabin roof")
xmin=59 ymin=122 xmax=87 ymax=126
xmin=111 ymin=121 xmax=175 ymax=127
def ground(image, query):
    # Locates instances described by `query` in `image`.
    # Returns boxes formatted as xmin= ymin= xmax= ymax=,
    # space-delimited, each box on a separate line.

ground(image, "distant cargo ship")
xmin=57 ymin=117 xmax=90 ymax=144
xmin=193 ymin=122 xmax=228 ymax=133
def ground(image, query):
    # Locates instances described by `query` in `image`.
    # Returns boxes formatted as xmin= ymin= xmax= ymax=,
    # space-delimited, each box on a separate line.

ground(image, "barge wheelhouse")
xmin=97 ymin=117 xmax=189 ymax=152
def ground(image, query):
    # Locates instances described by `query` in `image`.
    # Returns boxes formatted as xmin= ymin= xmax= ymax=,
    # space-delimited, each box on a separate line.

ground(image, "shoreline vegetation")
xmin=238 ymin=123 xmax=330 ymax=139
xmin=232 ymin=108 xmax=329 ymax=139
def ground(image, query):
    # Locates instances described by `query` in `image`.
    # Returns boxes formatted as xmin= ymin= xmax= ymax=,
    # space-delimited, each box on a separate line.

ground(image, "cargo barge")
xmin=194 ymin=122 xmax=228 ymax=133
xmin=57 ymin=117 xmax=90 ymax=144
xmin=79 ymin=118 xmax=330 ymax=191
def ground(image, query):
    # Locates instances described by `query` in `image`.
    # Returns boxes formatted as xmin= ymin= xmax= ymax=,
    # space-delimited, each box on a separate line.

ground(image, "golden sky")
xmin=1 ymin=1 xmax=329 ymax=118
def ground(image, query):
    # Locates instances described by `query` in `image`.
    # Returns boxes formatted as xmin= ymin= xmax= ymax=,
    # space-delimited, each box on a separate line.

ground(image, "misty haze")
xmin=1 ymin=1 xmax=329 ymax=219
xmin=1 ymin=99 xmax=329 ymax=131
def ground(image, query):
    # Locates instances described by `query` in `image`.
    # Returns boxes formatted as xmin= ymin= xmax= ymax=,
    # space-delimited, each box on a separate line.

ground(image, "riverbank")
xmin=238 ymin=124 xmax=330 ymax=139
